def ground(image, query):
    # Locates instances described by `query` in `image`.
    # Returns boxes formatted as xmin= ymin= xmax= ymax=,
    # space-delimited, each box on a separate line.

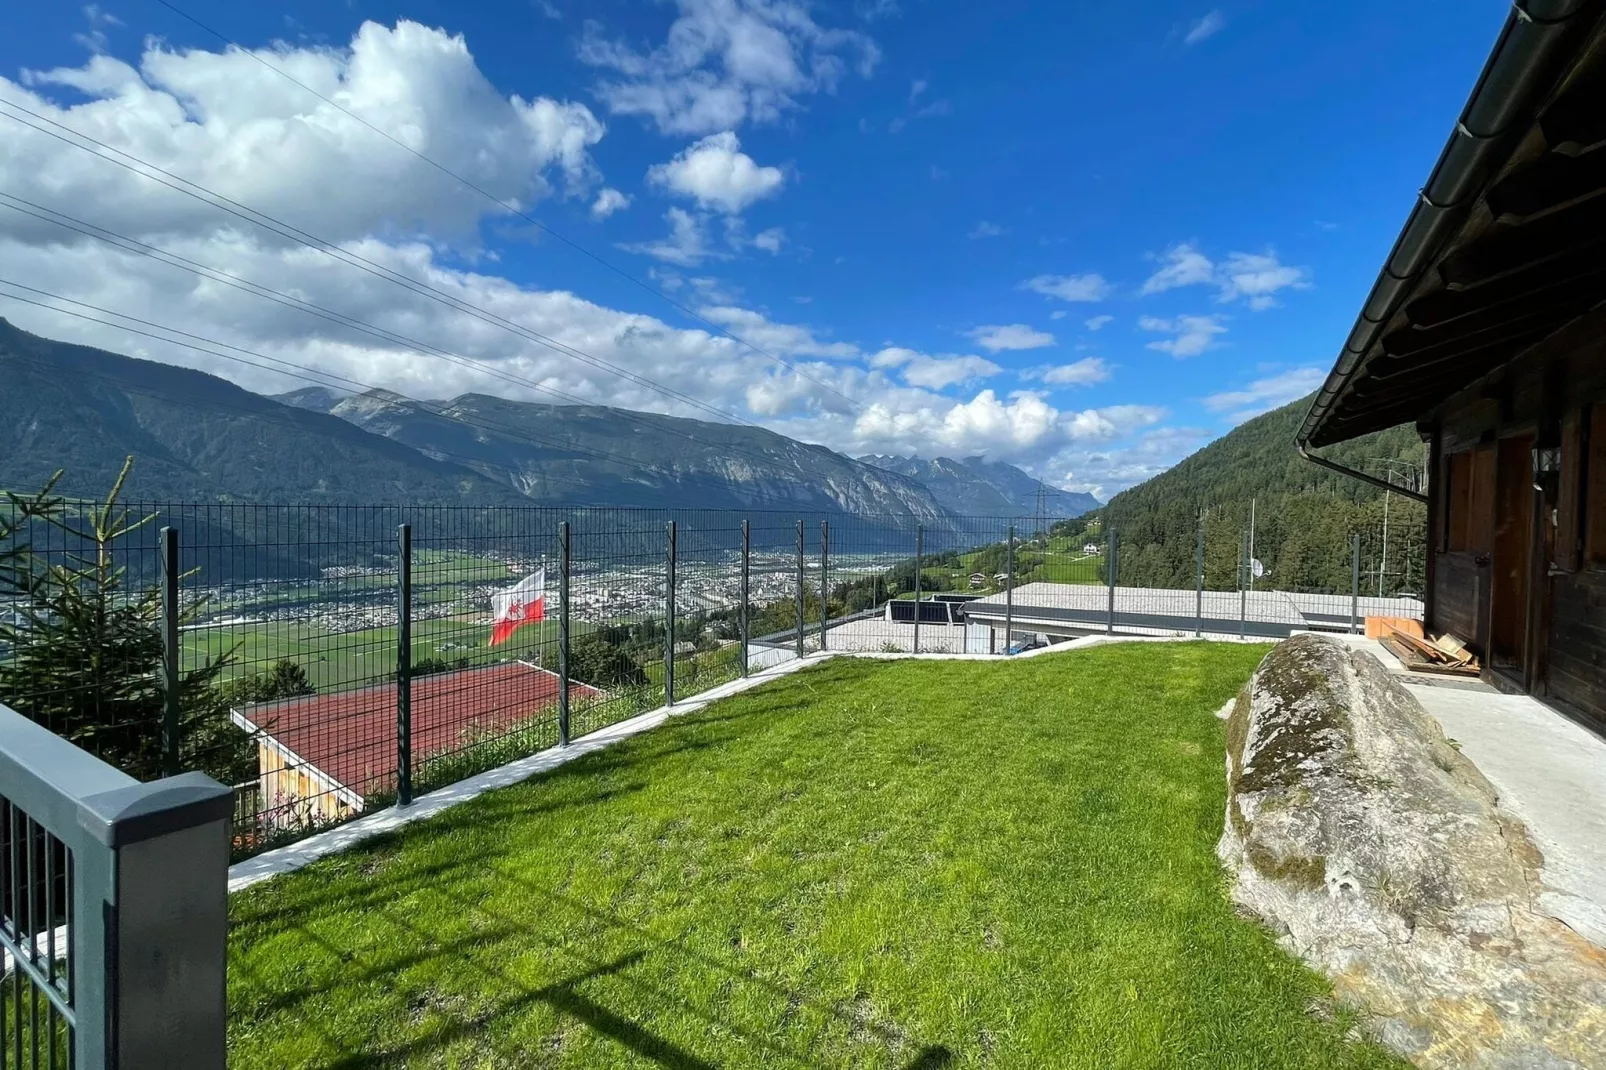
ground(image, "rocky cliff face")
xmin=1219 ymin=634 xmax=1606 ymax=1068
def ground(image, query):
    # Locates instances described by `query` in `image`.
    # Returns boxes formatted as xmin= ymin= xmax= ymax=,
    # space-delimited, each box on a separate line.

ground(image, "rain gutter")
xmin=1296 ymin=0 xmax=1596 ymax=464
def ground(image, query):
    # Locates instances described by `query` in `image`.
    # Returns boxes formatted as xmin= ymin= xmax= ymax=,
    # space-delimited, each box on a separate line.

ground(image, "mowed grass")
xmin=227 ymin=644 xmax=1403 ymax=1069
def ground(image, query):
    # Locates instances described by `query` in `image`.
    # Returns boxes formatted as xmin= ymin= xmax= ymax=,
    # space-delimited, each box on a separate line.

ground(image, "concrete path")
xmin=1329 ymin=634 xmax=1606 ymax=948
xmin=1409 ymin=685 xmax=1606 ymax=950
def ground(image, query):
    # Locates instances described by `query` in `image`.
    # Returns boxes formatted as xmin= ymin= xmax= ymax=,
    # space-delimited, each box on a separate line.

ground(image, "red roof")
xmin=237 ymin=662 xmax=601 ymax=800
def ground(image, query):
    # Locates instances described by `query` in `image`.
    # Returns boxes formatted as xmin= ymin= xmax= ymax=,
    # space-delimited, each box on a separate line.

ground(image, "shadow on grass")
xmin=233 ymin=659 xmax=961 ymax=1066
xmin=314 ymin=950 xmax=724 ymax=1070
xmin=476 ymin=865 xmax=923 ymax=1052
xmin=240 ymin=867 xmax=957 ymax=1068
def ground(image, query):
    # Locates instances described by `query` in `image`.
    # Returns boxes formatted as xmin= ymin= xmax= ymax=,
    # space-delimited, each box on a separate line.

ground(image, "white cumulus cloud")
xmin=5 ymin=21 xmax=606 ymax=245
xmin=1140 ymin=244 xmax=1216 ymax=295
xmin=647 ymin=130 xmax=785 ymax=213
xmin=869 ymin=347 xmax=1001 ymax=390
xmin=1022 ymin=273 xmax=1111 ymax=303
xmin=698 ymin=304 xmax=858 ymax=359
xmin=1139 ymin=314 xmax=1227 ymax=357
xmin=578 ymin=0 xmax=879 ymax=135
xmin=619 ymin=207 xmax=724 ymax=265
xmin=590 ymin=187 xmax=632 ymax=219
xmin=1202 ymin=367 xmax=1325 ymax=423
xmin=967 ymin=324 xmax=1055 ymax=352
xmin=1084 ymin=314 xmax=1114 ymax=331
xmin=1216 ymin=251 xmax=1310 ymax=310
xmin=751 ymin=226 xmax=785 ymax=253
xmin=1041 ymin=357 xmax=1111 ymax=387
xmin=1141 ymin=243 xmax=1308 ymax=308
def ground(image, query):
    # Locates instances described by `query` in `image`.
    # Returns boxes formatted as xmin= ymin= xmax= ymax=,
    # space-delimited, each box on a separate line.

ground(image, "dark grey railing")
xmin=0 ymin=701 xmax=231 ymax=1069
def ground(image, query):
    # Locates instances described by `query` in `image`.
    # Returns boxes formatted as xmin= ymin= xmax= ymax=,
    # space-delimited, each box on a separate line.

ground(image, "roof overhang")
xmin=1300 ymin=1 xmax=1606 ymax=449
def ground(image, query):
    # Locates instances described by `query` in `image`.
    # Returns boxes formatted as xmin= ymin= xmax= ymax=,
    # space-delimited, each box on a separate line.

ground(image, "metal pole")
xmin=1239 ymin=530 xmax=1248 ymax=640
xmin=1239 ymin=494 xmax=1252 ymax=591
xmin=558 ymin=521 xmax=571 ymax=746
xmin=795 ymin=520 xmax=805 ymax=659
xmin=913 ymin=525 xmax=924 ymax=654
xmin=160 ymin=525 xmax=181 ymax=776
xmin=1106 ymin=528 xmax=1117 ymax=635
xmin=740 ymin=519 xmax=750 ymax=677
xmin=1380 ymin=487 xmax=1391 ymax=597
xmin=1195 ymin=520 xmax=1205 ymax=638
xmin=396 ymin=523 xmax=412 ymax=806
xmin=819 ymin=520 xmax=830 ymax=651
xmin=1004 ymin=525 xmax=1015 ymax=654
xmin=1351 ymin=532 xmax=1362 ymax=634
xmin=665 ymin=520 xmax=676 ymax=704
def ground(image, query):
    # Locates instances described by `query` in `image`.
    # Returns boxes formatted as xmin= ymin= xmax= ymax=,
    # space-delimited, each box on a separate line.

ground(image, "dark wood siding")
xmin=1432 ymin=551 xmax=1485 ymax=649
xmin=1547 ymin=569 xmax=1606 ymax=726
xmin=1557 ymin=408 xmax=1582 ymax=572
xmin=1423 ymin=306 xmax=1606 ymax=716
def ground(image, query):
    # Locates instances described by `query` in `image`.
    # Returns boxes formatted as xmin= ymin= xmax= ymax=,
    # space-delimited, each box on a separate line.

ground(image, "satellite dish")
xmin=1251 ymin=559 xmax=1266 ymax=578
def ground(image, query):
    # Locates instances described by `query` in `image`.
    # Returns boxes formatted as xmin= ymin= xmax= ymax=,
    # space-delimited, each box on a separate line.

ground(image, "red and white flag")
xmin=489 ymin=568 xmax=545 ymax=647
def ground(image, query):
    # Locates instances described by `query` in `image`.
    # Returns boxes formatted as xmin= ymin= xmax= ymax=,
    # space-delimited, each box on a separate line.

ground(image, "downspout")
xmin=1295 ymin=443 xmax=1428 ymax=504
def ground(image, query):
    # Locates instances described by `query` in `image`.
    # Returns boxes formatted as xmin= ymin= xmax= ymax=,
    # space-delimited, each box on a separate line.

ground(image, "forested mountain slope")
xmin=1100 ymin=395 xmax=1427 ymax=595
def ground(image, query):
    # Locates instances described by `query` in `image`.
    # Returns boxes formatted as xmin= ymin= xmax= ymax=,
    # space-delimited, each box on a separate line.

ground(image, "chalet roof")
xmin=1301 ymin=2 xmax=1606 ymax=448
xmin=233 ymin=661 xmax=601 ymax=800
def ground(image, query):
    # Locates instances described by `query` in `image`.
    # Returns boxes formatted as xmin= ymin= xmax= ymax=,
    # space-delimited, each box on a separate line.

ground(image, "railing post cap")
xmin=77 ymin=771 xmax=233 ymax=848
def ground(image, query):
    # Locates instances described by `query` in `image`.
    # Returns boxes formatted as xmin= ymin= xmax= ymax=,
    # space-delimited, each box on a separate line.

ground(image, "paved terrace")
xmin=962 ymin=582 xmax=1424 ymax=641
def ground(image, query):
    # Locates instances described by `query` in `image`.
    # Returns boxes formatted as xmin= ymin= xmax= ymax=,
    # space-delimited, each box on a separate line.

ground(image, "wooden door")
xmin=1489 ymin=434 xmax=1534 ymax=672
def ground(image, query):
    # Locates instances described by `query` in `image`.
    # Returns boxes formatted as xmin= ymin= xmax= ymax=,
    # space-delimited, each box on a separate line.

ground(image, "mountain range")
xmin=0 ymin=319 xmax=1087 ymax=521
xmin=857 ymin=454 xmax=1100 ymax=517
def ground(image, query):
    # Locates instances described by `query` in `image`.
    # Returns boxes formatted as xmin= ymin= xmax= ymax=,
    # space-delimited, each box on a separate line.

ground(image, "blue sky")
xmin=0 ymin=0 xmax=1507 ymax=497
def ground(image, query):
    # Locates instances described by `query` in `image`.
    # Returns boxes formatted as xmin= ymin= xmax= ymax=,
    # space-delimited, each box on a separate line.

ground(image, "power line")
xmin=0 ymin=283 xmax=879 ymax=511
xmin=0 ymin=193 xmax=872 ymax=495
xmin=146 ymin=0 xmax=867 ymax=416
xmin=0 ymin=284 xmax=829 ymax=510
xmin=0 ymin=99 xmax=767 ymax=429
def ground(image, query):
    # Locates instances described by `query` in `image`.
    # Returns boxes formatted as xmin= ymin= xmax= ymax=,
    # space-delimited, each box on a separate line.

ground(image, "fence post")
xmin=819 ymin=520 xmax=830 ymax=651
xmin=740 ymin=519 xmax=750 ymax=676
xmin=795 ymin=520 xmax=805 ymax=659
xmin=1351 ymin=532 xmax=1362 ymax=634
xmin=913 ymin=524 xmax=924 ymax=654
xmin=75 ymin=771 xmax=234 ymax=1068
xmin=665 ymin=520 xmax=677 ymax=705
xmin=160 ymin=525 xmax=181 ymax=776
xmin=1195 ymin=521 xmax=1205 ymax=638
xmin=1239 ymin=530 xmax=1248 ymax=641
xmin=396 ymin=523 xmax=412 ymax=806
xmin=558 ymin=520 xmax=571 ymax=746
xmin=1004 ymin=524 xmax=1015 ymax=654
xmin=1106 ymin=527 xmax=1118 ymax=635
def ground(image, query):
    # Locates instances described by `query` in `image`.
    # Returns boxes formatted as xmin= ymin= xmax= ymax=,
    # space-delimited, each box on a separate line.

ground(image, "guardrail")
xmin=1 ymin=701 xmax=231 ymax=1069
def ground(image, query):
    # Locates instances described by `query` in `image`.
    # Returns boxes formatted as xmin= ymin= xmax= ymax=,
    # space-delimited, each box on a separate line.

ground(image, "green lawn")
xmin=227 ymin=644 xmax=1402 ymax=1069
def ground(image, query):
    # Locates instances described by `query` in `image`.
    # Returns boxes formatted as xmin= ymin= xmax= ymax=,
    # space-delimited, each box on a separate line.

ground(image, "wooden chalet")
xmin=1298 ymin=0 xmax=1606 ymax=728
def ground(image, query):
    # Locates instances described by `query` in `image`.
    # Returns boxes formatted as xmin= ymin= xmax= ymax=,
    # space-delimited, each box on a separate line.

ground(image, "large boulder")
xmin=1219 ymin=633 xmax=1606 ymax=1069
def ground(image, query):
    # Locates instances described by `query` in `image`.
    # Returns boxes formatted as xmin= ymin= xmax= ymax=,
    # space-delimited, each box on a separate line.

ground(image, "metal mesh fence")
xmin=1 ymin=801 xmax=73 ymax=1069
xmin=0 ymin=499 xmax=1423 ymax=858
